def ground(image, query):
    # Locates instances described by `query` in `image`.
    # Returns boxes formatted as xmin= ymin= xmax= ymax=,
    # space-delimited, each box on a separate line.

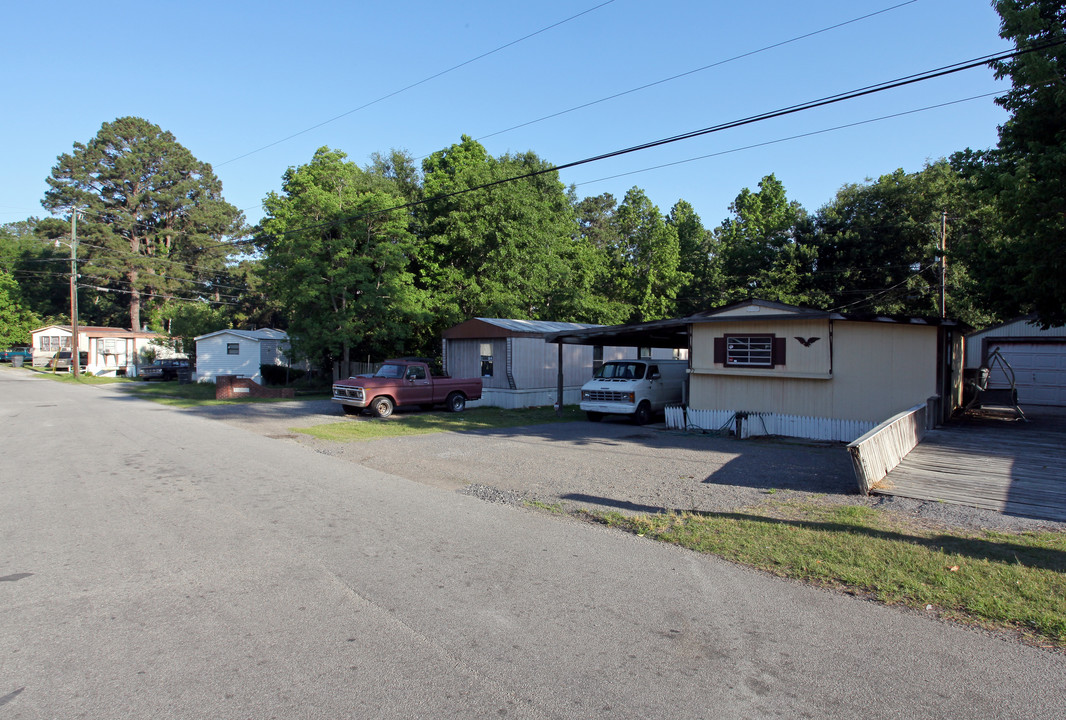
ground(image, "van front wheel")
xmin=632 ymin=402 xmax=652 ymax=426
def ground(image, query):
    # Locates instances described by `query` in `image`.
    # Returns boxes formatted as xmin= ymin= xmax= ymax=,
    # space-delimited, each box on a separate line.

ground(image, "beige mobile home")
xmin=544 ymin=300 xmax=965 ymax=442
xmin=686 ymin=300 xmax=965 ymax=440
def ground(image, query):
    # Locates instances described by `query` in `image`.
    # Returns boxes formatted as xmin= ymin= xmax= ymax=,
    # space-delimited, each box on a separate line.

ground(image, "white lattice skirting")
xmin=665 ymin=405 xmax=875 ymax=443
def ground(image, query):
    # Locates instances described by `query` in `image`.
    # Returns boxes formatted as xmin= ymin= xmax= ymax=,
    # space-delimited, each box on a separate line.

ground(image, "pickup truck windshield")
xmin=373 ymin=364 xmax=406 ymax=379
xmin=593 ymin=362 xmax=646 ymax=380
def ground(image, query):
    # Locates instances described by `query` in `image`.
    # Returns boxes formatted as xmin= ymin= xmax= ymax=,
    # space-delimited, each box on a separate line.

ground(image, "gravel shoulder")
xmin=168 ymin=394 xmax=1066 ymax=535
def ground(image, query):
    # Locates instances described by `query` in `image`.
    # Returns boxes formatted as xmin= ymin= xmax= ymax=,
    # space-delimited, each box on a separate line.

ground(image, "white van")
xmin=580 ymin=359 xmax=688 ymax=425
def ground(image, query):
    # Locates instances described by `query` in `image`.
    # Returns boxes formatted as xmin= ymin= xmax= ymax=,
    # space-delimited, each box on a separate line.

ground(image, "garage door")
xmin=987 ymin=342 xmax=1066 ymax=407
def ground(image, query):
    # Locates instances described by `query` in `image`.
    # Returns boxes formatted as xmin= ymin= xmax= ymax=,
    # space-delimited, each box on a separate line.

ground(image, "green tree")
xmin=980 ymin=1 xmax=1066 ymax=326
xmin=668 ymin=200 xmax=722 ymax=315
xmin=714 ymin=175 xmax=819 ymax=306
xmin=0 ymin=219 xmax=69 ymax=322
xmin=259 ymin=147 xmax=428 ymax=368
xmin=417 ymin=136 xmax=582 ymax=328
xmin=810 ymin=160 xmax=997 ymax=324
xmin=0 ymin=268 xmax=41 ymax=347
xmin=568 ymin=193 xmax=631 ymax=324
xmin=366 ymin=149 xmax=423 ymax=205
xmin=42 ymin=117 xmax=244 ymax=330
xmin=607 ymin=187 xmax=688 ymax=322
xmin=225 ymin=258 xmax=286 ymax=331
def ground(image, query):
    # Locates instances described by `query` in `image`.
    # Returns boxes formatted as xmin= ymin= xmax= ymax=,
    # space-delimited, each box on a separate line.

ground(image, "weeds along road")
xmin=2 ymin=368 xmax=1064 ymax=719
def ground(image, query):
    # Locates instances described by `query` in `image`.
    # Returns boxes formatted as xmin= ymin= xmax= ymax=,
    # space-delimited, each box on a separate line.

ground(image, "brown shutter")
xmin=713 ymin=337 xmax=725 ymax=365
xmin=773 ymin=336 xmax=786 ymax=367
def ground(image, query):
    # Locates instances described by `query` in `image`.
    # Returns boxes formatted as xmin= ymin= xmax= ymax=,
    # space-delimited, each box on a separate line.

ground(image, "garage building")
xmin=965 ymin=316 xmax=1066 ymax=407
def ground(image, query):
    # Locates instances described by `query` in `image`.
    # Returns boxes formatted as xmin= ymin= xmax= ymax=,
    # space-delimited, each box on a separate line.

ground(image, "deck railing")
xmin=846 ymin=400 xmax=934 ymax=495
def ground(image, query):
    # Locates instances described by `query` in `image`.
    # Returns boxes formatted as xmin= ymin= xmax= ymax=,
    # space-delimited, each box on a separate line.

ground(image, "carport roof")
xmin=544 ymin=316 xmax=691 ymax=348
xmin=543 ymin=299 xmax=968 ymax=348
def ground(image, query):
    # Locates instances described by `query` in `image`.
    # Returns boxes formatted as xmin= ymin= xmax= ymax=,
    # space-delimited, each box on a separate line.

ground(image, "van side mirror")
xmin=649 ymin=372 xmax=661 ymax=380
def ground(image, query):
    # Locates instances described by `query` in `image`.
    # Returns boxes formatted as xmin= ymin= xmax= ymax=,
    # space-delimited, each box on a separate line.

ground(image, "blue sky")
xmin=1 ymin=0 xmax=1011 ymax=232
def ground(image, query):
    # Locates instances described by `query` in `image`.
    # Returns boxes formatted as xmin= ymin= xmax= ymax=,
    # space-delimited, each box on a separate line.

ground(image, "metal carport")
xmin=543 ymin=317 xmax=692 ymax=415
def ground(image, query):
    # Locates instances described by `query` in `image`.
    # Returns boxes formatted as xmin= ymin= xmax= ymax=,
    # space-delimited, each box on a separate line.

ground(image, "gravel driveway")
xmin=179 ymin=396 xmax=1066 ymax=533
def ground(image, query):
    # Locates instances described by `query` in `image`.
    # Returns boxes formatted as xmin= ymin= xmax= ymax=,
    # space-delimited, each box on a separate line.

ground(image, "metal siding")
xmin=965 ymin=319 xmax=1066 ymax=367
xmin=506 ymin=338 xmax=598 ymax=389
xmin=690 ymin=321 xmax=938 ymax=423
xmin=991 ymin=343 xmax=1066 ymax=406
xmin=195 ymin=335 xmax=262 ymax=383
xmin=510 ymin=337 xmax=549 ymax=388
xmin=563 ymin=343 xmax=595 ymax=385
xmin=444 ymin=339 xmax=483 ymax=382
xmin=829 ymin=323 xmax=938 ymax=420
xmin=453 ymin=338 xmax=508 ymax=388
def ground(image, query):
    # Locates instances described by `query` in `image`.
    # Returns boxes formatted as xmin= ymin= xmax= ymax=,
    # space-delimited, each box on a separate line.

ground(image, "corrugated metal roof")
xmin=194 ymin=328 xmax=290 ymax=342
xmin=967 ymin=315 xmax=1066 ymax=339
xmin=473 ymin=318 xmax=602 ymax=334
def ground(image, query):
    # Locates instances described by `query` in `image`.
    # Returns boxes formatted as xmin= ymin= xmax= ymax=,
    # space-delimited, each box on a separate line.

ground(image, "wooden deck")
xmin=873 ymin=407 xmax=1066 ymax=523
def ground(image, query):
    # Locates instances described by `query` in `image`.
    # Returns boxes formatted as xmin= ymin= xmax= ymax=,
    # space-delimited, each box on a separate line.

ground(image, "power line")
xmin=829 ymin=261 xmax=939 ymax=312
xmin=573 ymin=90 xmax=1005 ymax=188
xmin=79 ymin=284 xmax=244 ymax=307
xmin=464 ymin=1 xmax=920 ymax=147
xmin=12 ymin=265 xmax=247 ymax=302
xmin=45 ymin=42 xmax=1061 ymax=264
xmin=216 ymin=0 xmax=618 ymax=167
xmin=74 ymin=240 xmax=251 ymax=280
xmin=249 ymin=41 xmax=1063 ymax=246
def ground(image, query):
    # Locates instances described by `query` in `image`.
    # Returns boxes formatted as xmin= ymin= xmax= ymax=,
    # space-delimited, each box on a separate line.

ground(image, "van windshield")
xmin=594 ymin=362 xmax=645 ymax=380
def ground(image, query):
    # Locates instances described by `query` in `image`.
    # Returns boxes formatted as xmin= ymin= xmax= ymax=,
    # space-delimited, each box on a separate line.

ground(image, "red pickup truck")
xmin=332 ymin=359 xmax=483 ymax=418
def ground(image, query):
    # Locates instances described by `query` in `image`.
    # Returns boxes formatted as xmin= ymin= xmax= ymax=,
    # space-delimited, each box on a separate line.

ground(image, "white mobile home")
xmin=194 ymin=328 xmax=294 ymax=384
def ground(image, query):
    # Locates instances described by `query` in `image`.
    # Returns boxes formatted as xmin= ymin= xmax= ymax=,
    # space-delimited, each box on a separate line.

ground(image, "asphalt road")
xmin=2 ymin=369 xmax=1064 ymax=719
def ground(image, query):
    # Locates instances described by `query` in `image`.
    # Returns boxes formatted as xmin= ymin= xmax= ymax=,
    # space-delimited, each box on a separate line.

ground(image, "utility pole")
xmin=70 ymin=210 xmax=80 ymax=378
xmin=940 ymin=211 xmax=947 ymax=319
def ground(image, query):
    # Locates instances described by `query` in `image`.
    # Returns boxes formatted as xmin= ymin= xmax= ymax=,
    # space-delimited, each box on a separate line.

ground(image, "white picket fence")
xmin=666 ymin=405 xmax=875 ymax=443
xmin=665 ymin=406 xmax=735 ymax=434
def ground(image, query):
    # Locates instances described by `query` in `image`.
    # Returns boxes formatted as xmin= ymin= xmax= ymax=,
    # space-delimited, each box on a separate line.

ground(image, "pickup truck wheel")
xmin=370 ymin=396 xmax=394 ymax=418
xmin=586 ymin=411 xmax=603 ymax=422
xmin=447 ymin=392 xmax=466 ymax=413
xmin=341 ymin=405 xmax=361 ymax=416
xmin=633 ymin=401 xmax=652 ymax=426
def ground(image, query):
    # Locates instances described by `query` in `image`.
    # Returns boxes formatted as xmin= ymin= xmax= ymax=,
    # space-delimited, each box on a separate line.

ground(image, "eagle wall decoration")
xmin=795 ymin=336 xmax=820 ymax=347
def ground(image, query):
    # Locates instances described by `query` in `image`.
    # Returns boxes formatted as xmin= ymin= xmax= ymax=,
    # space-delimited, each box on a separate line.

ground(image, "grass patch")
xmin=590 ymin=501 xmax=1066 ymax=647
xmin=296 ymin=405 xmax=583 ymax=440
xmin=121 ymin=381 xmax=327 ymax=407
xmin=25 ymin=369 xmax=132 ymax=384
xmin=524 ymin=499 xmax=567 ymax=514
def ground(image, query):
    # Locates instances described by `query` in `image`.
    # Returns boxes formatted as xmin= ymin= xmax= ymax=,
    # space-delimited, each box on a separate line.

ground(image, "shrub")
xmin=260 ymin=364 xmax=305 ymax=385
